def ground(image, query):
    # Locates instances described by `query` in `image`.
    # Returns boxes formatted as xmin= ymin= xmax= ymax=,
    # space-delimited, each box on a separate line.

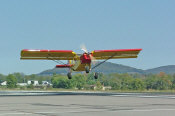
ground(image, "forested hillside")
xmin=39 ymin=62 xmax=175 ymax=75
xmin=1 ymin=72 xmax=175 ymax=91
xmin=145 ymin=65 xmax=175 ymax=74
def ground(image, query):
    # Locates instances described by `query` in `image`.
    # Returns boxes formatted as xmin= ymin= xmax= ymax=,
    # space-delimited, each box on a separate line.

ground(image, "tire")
xmin=67 ymin=72 xmax=72 ymax=79
xmin=85 ymin=66 xmax=90 ymax=73
xmin=94 ymin=72 xmax=98 ymax=79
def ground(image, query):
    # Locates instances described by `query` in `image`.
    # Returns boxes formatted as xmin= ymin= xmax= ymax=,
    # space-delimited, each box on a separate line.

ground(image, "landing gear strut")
xmin=67 ymin=72 xmax=72 ymax=79
xmin=94 ymin=72 xmax=98 ymax=79
xmin=85 ymin=66 xmax=90 ymax=73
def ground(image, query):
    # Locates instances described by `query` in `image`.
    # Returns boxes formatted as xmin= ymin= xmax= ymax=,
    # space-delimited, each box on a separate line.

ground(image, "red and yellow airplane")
xmin=20 ymin=46 xmax=142 ymax=79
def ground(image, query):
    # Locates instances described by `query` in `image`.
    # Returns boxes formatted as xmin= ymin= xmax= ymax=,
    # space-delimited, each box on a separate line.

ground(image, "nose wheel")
xmin=85 ymin=66 xmax=90 ymax=73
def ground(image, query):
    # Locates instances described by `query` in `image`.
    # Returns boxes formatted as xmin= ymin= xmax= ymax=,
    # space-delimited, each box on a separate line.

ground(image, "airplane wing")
xmin=91 ymin=49 xmax=142 ymax=60
xmin=21 ymin=49 xmax=78 ymax=60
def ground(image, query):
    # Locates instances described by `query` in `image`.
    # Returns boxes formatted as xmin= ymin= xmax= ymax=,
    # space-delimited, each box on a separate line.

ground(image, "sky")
xmin=0 ymin=0 xmax=175 ymax=75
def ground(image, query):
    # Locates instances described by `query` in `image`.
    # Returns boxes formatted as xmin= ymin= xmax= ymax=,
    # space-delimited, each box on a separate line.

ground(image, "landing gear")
xmin=85 ymin=66 xmax=90 ymax=73
xmin=67 ymin=72 xmax=72 ymax=79
xmin=94 ymin=72 xmax=98 ymax=79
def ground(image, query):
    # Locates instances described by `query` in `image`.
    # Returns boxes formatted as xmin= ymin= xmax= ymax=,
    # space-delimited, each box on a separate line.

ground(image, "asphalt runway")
xmin=0 ymin=91 xmax=175 ymax=116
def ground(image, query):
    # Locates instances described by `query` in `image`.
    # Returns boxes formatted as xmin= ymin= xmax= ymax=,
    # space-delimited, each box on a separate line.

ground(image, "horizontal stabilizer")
xmin=56 ymin=64 xmax=73 ymax=68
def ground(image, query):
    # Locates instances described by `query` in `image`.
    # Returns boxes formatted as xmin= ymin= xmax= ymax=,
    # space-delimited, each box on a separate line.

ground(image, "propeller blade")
xmin=80 ymin=44 xmax=88 ymax=53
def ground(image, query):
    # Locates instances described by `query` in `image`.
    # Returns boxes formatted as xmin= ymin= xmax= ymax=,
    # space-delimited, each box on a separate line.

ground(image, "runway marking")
xmin=116 ymin=108 xmax=175 ymax=112
xmin=0 ymin=113 xmax=32 ymax=115
xmin=0 ymin=108 xmax=175 ymax=115
xmin=111 ymin=95 xmax=131 ymax=97
xmin=138 ymin=95 xmax=171 ymax=98
xmin=30 ymin=109 xmax=175 ymax=114
xmin=36 ymin=112 xmax=56 ymax=114
xmin=111 ymin=95 xmax=175 ymax=99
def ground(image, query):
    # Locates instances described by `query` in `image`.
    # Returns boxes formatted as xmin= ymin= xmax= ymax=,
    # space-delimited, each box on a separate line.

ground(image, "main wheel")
xmin=94 ymin=72 xmax=98 ymax=79
xmin=67 ymin=72 xmax=72 ymax=79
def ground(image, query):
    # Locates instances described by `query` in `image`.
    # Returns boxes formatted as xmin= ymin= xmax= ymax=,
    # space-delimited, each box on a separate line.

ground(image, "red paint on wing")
xmin=94 ymin=49 xmax=142 ymax=52
xmin=22 ymin=49 xmax=73 ymax=52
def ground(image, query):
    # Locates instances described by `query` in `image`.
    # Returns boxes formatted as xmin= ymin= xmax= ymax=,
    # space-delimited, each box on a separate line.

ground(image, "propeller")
xmin=80 ymin=44 xmax=97 ymax=65
xmin=80 ymin=44 xmax=88 ymax=53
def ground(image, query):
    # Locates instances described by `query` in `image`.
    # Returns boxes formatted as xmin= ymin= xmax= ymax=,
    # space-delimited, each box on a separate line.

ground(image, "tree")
xmin=86 ymin=73 xmax=96 ymax=85
xmin=120 ymin=75 xmax=133 ymax=90
xmin=155 ymin=72 xmax=172 ymax=90
xmin=96 ymin=81 xmax=103 ymax=90
xmin=109 ymin=77 xmax=121 ymax=90
xmin=73 ymin=74 xmax=87 ymax=90
xmin=171 ymin=74 xmax=175 ymax=89
xmin=6 ymin=74 xmax=17 ymax=88
xmin=98 ymin=74 xmax=110 ymax=86
xmin=145 ymin=74 xmax=157 ymax=90
xmin=51 ymin=75 xmax=74 ymax=89
xmin=131 ymin=78 xmax=145 ymax=90
xmin=0 ymin=74 xmax=6 ymax=83
xmin=12 ymin=73 xmax=25 ymax=83
xmin=145 ymin=73 xmax=172 ymax=90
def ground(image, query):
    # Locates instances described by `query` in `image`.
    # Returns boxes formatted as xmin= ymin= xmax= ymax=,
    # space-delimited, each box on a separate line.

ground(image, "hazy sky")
xmin=0 ymin=0 xmax=175 ymax=75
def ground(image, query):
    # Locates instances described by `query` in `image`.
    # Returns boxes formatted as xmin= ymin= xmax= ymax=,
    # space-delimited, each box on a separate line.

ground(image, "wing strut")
xmin=91 ymin=53 xmax=117 ymax=70
xmin=47 ymin=54 xmax=75 ymax=71
xmin=47 ymin=54 xmax=65 ymax=65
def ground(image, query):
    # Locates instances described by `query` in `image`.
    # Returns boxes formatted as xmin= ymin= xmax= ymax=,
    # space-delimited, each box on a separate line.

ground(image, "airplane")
xmin=20 ymin=46 xmax=142 ymax=79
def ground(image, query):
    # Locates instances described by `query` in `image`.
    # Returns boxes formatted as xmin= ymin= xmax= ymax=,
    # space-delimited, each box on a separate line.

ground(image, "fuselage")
xmin=56 ymin=53 xmax=92 ymax=72
xmin=72 ymin=53 xmax=91 ymax=71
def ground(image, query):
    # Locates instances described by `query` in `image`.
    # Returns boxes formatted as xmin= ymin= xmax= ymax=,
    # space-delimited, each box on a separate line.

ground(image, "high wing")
xmin=21 ymin=49 xmax=78 ymax=60
xmin=91 ymin=49 xmax=142 ymax=60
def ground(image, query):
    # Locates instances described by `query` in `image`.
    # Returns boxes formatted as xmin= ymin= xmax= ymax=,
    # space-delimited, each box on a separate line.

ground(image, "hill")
xmin=91 ymin=62 xmax=144 ymax=74
xmin=145 ymin=65 xmax=175 ymax=74
xmin=39 ymin=62 xmax=175 ymax=76
xmin=38 ymin=62 xmax=145 ymax=75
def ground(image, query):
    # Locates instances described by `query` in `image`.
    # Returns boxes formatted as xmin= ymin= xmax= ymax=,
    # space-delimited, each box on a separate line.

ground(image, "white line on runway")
xmin=36 ymin=112 xmax=56 ymax=114
xmin=0 ymin=113 xmax=32 ymax=115
xmin=1 ymin=109 xmax=175 ymax=115
xmin=117 ymin=109 xmax=175 ymax=112
xmin=111 ymin=95 xmax=175 ymax=99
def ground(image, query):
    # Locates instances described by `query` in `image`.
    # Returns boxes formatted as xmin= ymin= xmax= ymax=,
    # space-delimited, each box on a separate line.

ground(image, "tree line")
xmin=0 ymin=72 xmax=175 ymax=90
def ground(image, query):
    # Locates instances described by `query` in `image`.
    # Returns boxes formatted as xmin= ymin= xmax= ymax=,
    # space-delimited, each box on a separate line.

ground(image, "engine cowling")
xmin=80 ymin=53 xmax=91 ymax=64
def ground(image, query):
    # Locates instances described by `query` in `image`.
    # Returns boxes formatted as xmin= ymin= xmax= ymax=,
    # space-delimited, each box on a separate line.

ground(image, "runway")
xmin=0 ymin=91 xmax=175 ymax=116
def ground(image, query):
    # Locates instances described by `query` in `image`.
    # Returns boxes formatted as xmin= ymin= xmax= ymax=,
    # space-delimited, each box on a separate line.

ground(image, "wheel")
xmin=67 ymin=72 xmax=72 ymax=79
xmin=94 ymin=72 xmax=98 ymax=79
xmin=85 ymin=66 xmax=90 ymax=73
